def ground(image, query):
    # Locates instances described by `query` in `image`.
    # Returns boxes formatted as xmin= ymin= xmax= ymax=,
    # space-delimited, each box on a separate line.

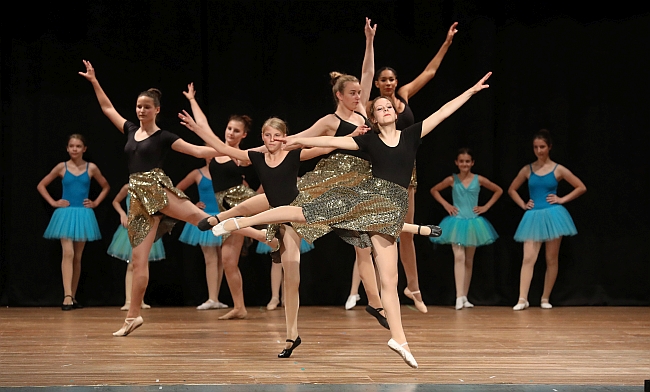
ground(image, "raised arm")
xmin=421 ymin=72 xmax=491 ymax=138
xmin=183 ymin=83 xmax=210 ymax=128
xmin=398 ymin=22 xmax=458 ymax=102
xmin=550 ymin=165 xmax=586 ymax=205
xmin=84 ymin=163 xmax=111 ymax=208
xmin=508 ymin=166 xmax=532 ymax=210
xmin=178 ymin=111 xmax=250 ymax=162
xmin=112 ymin=184 xmax=129 ymax=227
xmin=358 ymin=17 xmax=377 ymax=117
xmin=278 ymin=135 xmax=359 ymax=152
xmin=430 ymin=176 xmax=458 ymax=216
xmin=474 ymin=175 xmax=503 ymax=215
xmin=79 ymin=60 xmax=127 ymax=132
xmin=37 ymin=163 xmax=68 ymax=208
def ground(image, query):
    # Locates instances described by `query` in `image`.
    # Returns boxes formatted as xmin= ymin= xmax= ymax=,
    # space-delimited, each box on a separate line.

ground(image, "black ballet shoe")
xmin=270 ymin=250 xmax=281 ymax=264
xmin=61 ymin=295 xmax=74 ymax=311
xmin=72 ymin=297 xmax=83 ymax=309
xmin=197 ymin=215 xmax=220 ymax=231
xmin=365 ymin=305 xmax=390 ymax=330
xmin=278 ymin=336 xmax=301 ymax=358
xmin=418 ymin=224 xmax=442 ymax=238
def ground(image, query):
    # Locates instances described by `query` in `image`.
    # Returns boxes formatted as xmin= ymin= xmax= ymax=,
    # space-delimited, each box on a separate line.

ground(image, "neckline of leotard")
xmin=65 ymin=161 xmax=88 ymax=177
xmin=530 ymin=163 xmax=558 ymax=177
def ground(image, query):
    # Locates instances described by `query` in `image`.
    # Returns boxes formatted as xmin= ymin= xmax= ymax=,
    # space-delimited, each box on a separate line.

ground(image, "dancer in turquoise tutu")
xmin=430 ymin=148 xmax=502 ymax=310
xmin=176 ymin=160 xmax=228 ymax=311
xmin=37 ymin=134 xmax=110 ymax=310
xmin=508 ymin=129 xmax=586 ymax=310
xmin=107 ymin=184 xmax=165 ymax=311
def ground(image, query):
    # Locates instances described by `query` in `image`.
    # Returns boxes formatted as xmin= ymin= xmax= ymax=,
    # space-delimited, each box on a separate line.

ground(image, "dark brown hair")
xmin=228 ymin=114 xmax=253 ymax=133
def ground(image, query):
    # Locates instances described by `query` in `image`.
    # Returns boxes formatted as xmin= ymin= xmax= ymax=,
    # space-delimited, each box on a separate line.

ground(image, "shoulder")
xmin=123 ymin=120 xmax=138 ymax=134
xmin=87 ymin=162 xmax=101 ymax=174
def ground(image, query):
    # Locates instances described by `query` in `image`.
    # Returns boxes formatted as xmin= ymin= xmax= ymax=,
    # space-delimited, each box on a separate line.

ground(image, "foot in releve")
xmin=266 ymin=297 xmax=280 ymax=311
xmin=513 ymin=298 xmax=529 ymax=311
xmin=540 ymin=298 xmax=553 ymax=309
xmin=345 ymin=294 xmax=361 ymax=310
xmin=212 ymin=217 xmax=241 ymax=236
xmin=278 ymin=336 xmax=301 ymax=358
xmin=113 ymin=316 xmax=143 ymax=337
xmin=387 ymin=339 xmax=418 ymax=369
xmin=365 ymin=305 xmax=390 ymax=330
xmin=218 ymin=308 xmax=247 ymax=320
xmin=197 ymin=215 xmax=220 ymax=231
xmin=404 ymin=288 xmax=428 ymax=313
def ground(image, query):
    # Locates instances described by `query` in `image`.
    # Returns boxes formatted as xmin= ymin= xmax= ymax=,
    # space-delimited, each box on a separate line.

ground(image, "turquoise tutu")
xmin=179 ymin=222 xmax=223 ymax=247
xmin=107 ymin=225 xmax=165 ymax=262
xmin=256 ymin=239 xmax=314 ymax=254
xmin=43 ymin=207 xmax=101 ymax=242
xmin=514 ymin=204 xmax=577 ymax=242
xmin=431 ymin=215 xmax=498 ymax=247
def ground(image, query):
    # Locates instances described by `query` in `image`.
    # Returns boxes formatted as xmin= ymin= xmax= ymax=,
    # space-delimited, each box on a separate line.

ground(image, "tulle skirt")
xmin=255 ymin=238 xmax=314 ymax=254
xmin=179 ymin=217 xmax=223 ymax=247
xmin=430 ymin=215 xmax=498 ymax=247
xmin=43 ymin=207 xmax=101 ymax=242
xmin=514 ymin=205 xmax=577 ymax=242
xmin=107 ymin=225 xmax=165 ymax=262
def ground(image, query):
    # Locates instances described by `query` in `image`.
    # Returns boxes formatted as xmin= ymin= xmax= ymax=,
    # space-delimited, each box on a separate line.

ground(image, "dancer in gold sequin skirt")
xmin=80 ymin=60 xmax=235 ymax=337
xmin=205 ymin=73 xmax=492 ymax=368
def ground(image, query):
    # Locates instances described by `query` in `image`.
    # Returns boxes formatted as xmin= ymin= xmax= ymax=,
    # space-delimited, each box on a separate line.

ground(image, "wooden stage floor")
xmin=0 ymin=305 xmax=648 ymax=390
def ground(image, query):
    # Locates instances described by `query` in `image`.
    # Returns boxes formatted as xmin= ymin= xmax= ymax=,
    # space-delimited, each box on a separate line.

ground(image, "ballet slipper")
xmin=513 ymin=298 xmax=529 ymax=311
xmin=404 ymin=288 xmax=428 ymax=313
xmin=113 ymin=316 xmax=143 ymax=337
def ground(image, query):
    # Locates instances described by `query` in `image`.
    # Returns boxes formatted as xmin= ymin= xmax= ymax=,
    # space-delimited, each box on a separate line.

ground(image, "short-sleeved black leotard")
xmin=331 ymin=112 xmax=371 ymax=161
xmin=394 ymin=94 xmax=415 ymax=131
xmin=248 ymin=149 xmax=301 ymax=208
xmin=353 ymin=122 xmax=422 ymax=188
xmin=124 ymin=121 xmax=179 ymax=174
xmin=209 ymin=159 xmax=246 ymax=193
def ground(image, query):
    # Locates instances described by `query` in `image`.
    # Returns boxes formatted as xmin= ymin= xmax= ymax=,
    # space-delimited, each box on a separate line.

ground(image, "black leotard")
xmin=124 ymin=121 xmax=179 ymax=174
xmin=353 ymin=122 xmax=422 ymax=188
xmin=248 ymin=149 xmax=301 ymax=207
xmin=209 ymin=159 xmax=247 ymax=192
xmin=394 ymin=94 xmax=415 ymax=131
xmin=332 ymin=112 xmax=371 ymax=161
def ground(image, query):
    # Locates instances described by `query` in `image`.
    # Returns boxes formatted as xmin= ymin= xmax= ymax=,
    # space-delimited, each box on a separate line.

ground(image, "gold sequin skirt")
xmin=301 ymin=177 xmax=408 ymax=248
xmin=290 ymin=153 xmax=372 ymax=242
xmin=214 ymin=184 xmax=258 ymax=212
xmin=128 ymin=168 xmax=189 ymax=247
xmin=409 ymin=165 xmax=417 ymax=189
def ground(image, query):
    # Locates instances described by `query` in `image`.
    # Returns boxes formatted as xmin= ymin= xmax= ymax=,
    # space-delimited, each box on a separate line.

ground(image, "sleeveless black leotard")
xmin=248 ymin=149 xmax=301 ymax=208
xmin=331 ymin=112 xmax=371 ymax=161
xmin=209 ymin=159 xmax=246 ymax=192
xmin=124 ymin=121 xmax=179 ymax=174
xmin=394 ymin=94 xmax=415 ymax=131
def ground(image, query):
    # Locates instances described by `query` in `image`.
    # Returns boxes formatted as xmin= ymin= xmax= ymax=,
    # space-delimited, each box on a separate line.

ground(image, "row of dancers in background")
xmin=34 ymin=18 xmax=586 ymax=368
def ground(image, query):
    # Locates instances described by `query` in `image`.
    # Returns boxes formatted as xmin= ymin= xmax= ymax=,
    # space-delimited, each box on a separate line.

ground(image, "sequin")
xmin=214 ymin=184 xmax=258 ymax=241
xmin=128 ymin=168 xmax=189 ymax=247
xmin=409 ymin=165 xmax=418 ymax=190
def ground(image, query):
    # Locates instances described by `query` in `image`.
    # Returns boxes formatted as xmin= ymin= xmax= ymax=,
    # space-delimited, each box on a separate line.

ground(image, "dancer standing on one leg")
xmin=430 ymin=148 xmax=502 ymax=310
xmin=175 ymin=160 xmax=228 ymax=310
xmin=38 ymin=134 xmax=110 ymax=310
xmin=182 ymin=113 xmax=334 ymax=358
xmin=79 ymin=60 xmax=235 ymax=336
xmin=192 ymin=72 xmax=492 ymax=368
xmin=107 ymin=184 xmax=164 ymax=310
xmin=183 ymin=84 xmax=279 ymax=320
xmin=509 ymin=129 xmax=586 ymax=310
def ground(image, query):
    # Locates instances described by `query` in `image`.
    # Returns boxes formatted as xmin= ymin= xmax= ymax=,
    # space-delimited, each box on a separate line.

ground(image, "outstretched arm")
xmin=474 ymin=175 xmax=503 ymax=215
xmin=358 ymin=17 xmax=377 ymax=117
xmin=79 ymin=60 xmax=127 ymax=132
xmin=421 ymin=72 xmax=491 ymax=138
xmin=398 ymin=22 xmax=458 ymax=102
xmin=277 ymin=135 xmax=359 ymax=151
xmin=430 ymin=176 xmax=458 ymax=216
xmin=179 ymin=111 xmax=250 ymax=162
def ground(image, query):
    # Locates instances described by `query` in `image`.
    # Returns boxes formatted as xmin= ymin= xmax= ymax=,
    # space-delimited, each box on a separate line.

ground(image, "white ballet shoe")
xmin=513 ymin=298 xmax=529 ymax=311
xmin=463 ymin=297 xmax=474 ymax=308
xmin=113 ymin=316 xmax=143 ymax=337
xmin=140 ymin=302 xmax=151 ymax=309
xmin=267 ymin=297 xmax=280 ymax=310
xmin=540 ymin=299 xmax=553 ymax=309
xmin=388 ymin=339 xmax=418 ymax=369
xmin=345 ymin=294 xmax=361 ymax=310
xmin=196 ymin=299 xmax=227 ymax=310
xmin=212 ymin=217 xmax=241 ymax=237
xmin=455 ymin=297 xmax=464 ymax=310
xmin=120 ymin=302 xmax=130 ymax=311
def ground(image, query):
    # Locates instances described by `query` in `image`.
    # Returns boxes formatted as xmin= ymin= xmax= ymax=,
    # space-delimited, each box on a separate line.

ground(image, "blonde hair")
xmin=261 ymin=117 xmax=288 ymax=136
xmin=330 ymin=71 xmax=359 ymax=106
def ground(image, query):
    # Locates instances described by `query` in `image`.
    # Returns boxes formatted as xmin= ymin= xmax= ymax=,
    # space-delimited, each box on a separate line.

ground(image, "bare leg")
xmin=279 ymin=225 xmax=301 ymax=349
xmin=60 ymin=239 xmax=74 ymax=306
xmin=452 ymin=244 xmax=467 ymax=300
xmin=541 ymin=237 xmax=562 ymax=307
xmin=218 ymin=233 xmax=247 ymax=319
xmin=124 ymin=216 xmax=159 ymax=320
xmin=514 ymin=240 xmax=543 ymax=310
xmin=463 ymin=246 xmax=476 ymax=299
xmin=201 ymin=245 xmax=220 ymax=302
xmin=355 ymin=247 xmax=383 ymax=310
xmin=267 ymin=261 xmax=283 ymax=310
xmin=400 ymin=187 xmax=426 ymax=312
xmin=345 ymin=260 xmax=361 ymax=309
xmin=71 ymin=241 xmax=85 ymax=299
xmin=122 ymin=262 xmax=134 ymax=310
xmin=211 ymin=194 xmax=270 ymax=223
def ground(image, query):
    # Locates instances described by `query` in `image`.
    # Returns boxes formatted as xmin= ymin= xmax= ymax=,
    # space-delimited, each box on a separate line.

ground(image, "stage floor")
xmin=0 ymin=306 xmax=648 ymax=390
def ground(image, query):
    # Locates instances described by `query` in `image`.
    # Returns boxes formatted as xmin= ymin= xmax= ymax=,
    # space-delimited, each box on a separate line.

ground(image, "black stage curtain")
xmin=1 ymin=1 xmax=648 ymax=307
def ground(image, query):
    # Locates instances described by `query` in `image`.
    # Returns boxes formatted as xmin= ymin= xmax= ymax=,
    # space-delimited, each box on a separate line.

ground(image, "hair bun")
xmin=329 ymin=71 xmax=343 ymax=86
xmin=147 ymin=88 xmax=162 ymax=99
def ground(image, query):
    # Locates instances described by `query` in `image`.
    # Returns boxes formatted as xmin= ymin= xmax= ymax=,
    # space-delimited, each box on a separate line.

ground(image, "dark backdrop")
xmin=2 ymin=1 xmax=649 ymax=308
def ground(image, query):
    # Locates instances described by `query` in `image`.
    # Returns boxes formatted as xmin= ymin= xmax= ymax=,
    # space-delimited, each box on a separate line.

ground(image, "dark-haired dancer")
xmin=196 ymin=72 xmax=492 ymax=368
xmin=37 ymin=134 xmax=110 ymax=310
xmin=509 ymin=130 xmax=586 ymax=310
xmin=79 ymin=60 xmax=229 ymax=336
xmin=350 ymin=21 xmax=458 ymax=313
xmin=430 ymin=148 xmax=502 ymax=309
